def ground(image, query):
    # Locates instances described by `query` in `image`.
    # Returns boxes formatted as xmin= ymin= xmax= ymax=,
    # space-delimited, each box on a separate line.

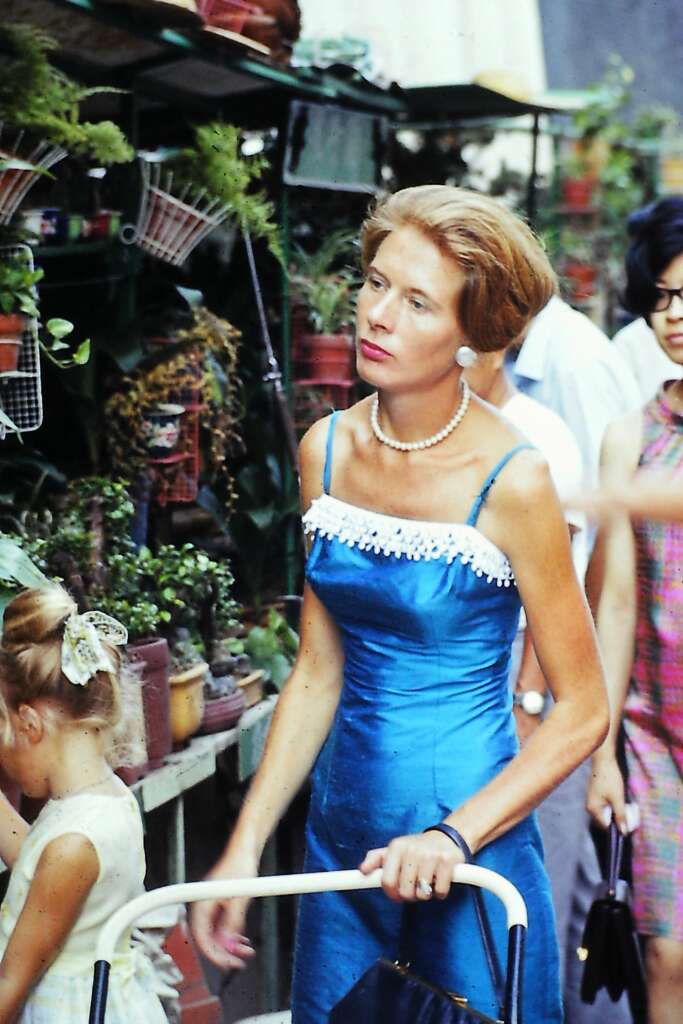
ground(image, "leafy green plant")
xmin=173 ymin=122 xmax=281 ymax=259
xmin=291 ymin=229 xmax=358 ymax=334
xmin=242 ymin=607 xmax=298 ymax=690
xmin=0 ymin=24 xmax=133 ymax=164
xmin=0 ymin=255 xmax=42 ymax=318
xmin=40 ymin=318 xmax=90 ymax=369
xmin=0 ymin=536 xmax=49 ymax=619
xmin=105 ymin=308 xmax=243 ymax=512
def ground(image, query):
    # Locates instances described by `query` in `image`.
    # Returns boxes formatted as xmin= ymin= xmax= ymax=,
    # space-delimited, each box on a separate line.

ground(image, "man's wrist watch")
xmin=512 ymin=689 xmax=546 ymax=716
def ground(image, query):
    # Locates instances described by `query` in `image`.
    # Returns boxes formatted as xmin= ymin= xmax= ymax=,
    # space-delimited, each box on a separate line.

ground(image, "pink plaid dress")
xmin=627 ymin=385 xmax=683 ymax=939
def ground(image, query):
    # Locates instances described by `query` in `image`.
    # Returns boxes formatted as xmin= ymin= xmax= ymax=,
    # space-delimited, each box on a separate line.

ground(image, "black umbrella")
xmin=579 ymin=821 xmax=647 ymax=1022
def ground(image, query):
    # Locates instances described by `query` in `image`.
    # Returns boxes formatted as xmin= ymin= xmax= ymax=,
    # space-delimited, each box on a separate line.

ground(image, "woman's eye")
xmin=409 ymin=296 xmax=426 ymax=311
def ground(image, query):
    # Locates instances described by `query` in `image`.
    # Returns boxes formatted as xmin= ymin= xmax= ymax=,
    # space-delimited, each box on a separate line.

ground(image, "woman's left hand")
xmin=359 ymin=830 xmax=465 ymax=902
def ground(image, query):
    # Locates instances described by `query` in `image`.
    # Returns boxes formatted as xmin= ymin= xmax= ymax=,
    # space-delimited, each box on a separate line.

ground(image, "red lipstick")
xmin=359 ymin=339 xmax=392 ymax=361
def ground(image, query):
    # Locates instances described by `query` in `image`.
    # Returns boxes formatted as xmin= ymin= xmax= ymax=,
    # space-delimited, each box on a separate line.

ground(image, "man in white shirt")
xmin=505 ymin=295 xmax=637 ymax=1024
xmin=612 ymin=315 xmax=683 ymax=402
xmin=507 ymin=295 xmax=641 ymax=482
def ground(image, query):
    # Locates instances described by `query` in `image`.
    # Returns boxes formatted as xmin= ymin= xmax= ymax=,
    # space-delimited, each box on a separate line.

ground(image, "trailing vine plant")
xmin=105 ymin=308 xmax=243 ymax=512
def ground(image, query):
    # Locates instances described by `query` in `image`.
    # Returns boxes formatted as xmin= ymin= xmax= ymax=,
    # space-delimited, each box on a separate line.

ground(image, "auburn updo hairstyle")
xmin=0 ymin=585 xmax=122 ymax=743
xmin=622 ymin=196 xmax=683 ymax=320
xmin=360 ymin=185 xmax=557 ymax=353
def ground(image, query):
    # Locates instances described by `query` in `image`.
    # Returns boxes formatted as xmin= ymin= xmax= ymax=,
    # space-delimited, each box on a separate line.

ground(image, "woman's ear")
xmin=15 ymin=704 xmax=44 ymax=745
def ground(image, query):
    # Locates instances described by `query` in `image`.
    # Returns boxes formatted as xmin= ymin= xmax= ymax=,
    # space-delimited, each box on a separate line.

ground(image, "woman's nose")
xmin=667 ymin=292 xmax=683 ymax=318
xmin=367 ymin=291 xmax=396 ymax=331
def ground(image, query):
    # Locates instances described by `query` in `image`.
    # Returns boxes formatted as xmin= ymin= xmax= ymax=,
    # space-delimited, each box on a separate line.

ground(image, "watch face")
xmin=521 ymin=691 xmax=545 ymax=716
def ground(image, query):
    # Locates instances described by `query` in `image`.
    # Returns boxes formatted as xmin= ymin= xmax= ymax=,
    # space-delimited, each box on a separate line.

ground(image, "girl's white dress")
xmin=0 ymin=780 xmax=167 ymax=1022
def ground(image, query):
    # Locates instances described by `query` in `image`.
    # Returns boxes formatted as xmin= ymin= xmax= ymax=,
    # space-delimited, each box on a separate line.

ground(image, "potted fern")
xmin=135 ymin=121 xmax=281 ymax=266
xmin=291 ymin=229 xmax=358 ymax=381
xmin=0 ymin=24 xmax=133 ymax=167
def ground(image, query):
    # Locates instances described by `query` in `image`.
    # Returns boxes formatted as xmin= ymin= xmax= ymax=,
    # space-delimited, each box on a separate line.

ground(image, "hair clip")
xmin=61 ymin=611 xmax=128 ymax=687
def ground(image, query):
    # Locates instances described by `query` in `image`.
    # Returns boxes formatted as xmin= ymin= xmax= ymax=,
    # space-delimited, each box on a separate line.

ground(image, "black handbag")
xmin=579 ymin=821 xmax=647 ymax=1023
xmin=329 ymin=846 xmax=525 ymax=1024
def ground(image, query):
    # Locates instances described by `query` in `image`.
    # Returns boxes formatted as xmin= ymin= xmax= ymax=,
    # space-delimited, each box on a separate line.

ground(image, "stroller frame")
xmin=88 ymin=864 xmax=527 ymax=1024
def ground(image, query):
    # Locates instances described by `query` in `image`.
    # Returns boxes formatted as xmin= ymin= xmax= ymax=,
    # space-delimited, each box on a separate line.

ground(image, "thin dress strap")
xmin=467 ymin=442 xmax=534 ymax=526
xmin=323 ymin=412 xmax=340 ymax=494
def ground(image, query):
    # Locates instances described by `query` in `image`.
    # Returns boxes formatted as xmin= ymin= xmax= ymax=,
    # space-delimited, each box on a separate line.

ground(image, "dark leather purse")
xmin=579 ymin=821 xmax=647 ymax=1023
xmin=330 ymin=829 xmax=524 ymax=1024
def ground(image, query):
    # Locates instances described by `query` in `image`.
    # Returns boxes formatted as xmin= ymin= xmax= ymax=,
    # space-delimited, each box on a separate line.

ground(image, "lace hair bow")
xmin=61 ymin=611 xmax=128 ymax=687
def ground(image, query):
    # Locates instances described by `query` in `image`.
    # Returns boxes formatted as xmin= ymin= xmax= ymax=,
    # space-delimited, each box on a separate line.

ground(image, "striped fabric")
xmin=626 ymin=386 xmax=683 ymax=939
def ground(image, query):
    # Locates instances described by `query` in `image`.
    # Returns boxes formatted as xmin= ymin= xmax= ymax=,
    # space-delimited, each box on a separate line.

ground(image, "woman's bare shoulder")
xmin=299 ymin=398 xmax=373 ymax=509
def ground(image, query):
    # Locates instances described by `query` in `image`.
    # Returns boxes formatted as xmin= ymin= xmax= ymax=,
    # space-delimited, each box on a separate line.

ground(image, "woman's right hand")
xmin=189 ymin=851 xmax=259 ymax=970
xmin=586 ymin=750 xmax=627 ymax=834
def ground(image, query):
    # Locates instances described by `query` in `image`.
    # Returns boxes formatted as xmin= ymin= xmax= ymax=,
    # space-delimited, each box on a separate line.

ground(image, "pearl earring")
xmin=455 ymin=345 xmax=478 ymax=369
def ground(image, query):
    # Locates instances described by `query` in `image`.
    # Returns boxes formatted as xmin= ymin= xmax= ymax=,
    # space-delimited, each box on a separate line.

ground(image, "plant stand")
xmin=0 ymin=244 xmax=42 ymax=438
xmin=128 ymin=160 xmax=231 ymax=267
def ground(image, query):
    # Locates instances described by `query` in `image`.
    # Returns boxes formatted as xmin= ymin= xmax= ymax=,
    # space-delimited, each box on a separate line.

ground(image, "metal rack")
xmin=0 ymin=244 xmax=42 ymax=437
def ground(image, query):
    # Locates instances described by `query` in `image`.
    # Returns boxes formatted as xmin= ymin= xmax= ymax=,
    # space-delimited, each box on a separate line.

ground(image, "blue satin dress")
xmin=291 ymin=412 xmax=563 ymax=1023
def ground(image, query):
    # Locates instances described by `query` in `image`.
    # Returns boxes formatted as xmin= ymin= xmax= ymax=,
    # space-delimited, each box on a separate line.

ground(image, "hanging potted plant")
xmin=0 ymin=252 xmax=41 ymax=372
xmin=134 ymin=121 xmax=281 ymax=266
xmin=0 ymin=24 xmax=134 ymax=168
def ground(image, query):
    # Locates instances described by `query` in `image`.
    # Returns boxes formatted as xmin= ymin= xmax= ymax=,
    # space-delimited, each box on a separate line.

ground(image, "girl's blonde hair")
xmin=0 ymin=586 xmax=122 ymax=743
xmin=360 ymin=185 xmax=557 ymax=353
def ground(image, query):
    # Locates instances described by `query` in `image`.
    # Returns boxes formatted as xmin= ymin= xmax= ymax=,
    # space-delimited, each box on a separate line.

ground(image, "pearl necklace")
xmin=371 ymin=380 xmax=470 ymax=452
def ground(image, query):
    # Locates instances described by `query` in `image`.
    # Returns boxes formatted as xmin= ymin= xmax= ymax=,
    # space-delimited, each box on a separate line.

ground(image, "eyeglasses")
xmin=653 ymin=286 xmax=683 ymax=312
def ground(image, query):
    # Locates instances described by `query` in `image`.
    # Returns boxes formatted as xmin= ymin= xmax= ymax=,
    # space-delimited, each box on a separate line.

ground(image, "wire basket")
xmin=0 ymin=244 xmax=42 ymax=437
xmin=130 ymin=160 xmax=232 ymax=267
xmin=0 ymin=127 xmax=66 ymax=226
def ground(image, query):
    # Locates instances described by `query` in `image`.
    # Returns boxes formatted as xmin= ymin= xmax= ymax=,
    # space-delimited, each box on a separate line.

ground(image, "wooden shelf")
xmin=131 ymin=695 xmax=276 ymax=814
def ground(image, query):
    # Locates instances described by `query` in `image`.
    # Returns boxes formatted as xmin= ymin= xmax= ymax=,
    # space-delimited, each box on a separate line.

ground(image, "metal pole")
xmin=526 ymin=113 xmax=540 ymax=227
xmin=243 ymin=229 xmax=300 ymax=478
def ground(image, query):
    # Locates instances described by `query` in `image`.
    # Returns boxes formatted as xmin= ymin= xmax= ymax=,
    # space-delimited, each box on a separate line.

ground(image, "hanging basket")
xmin=129 ymin=160 xmax=232 ymax=267
xmin=0 ymin=127 xmax=66 ymax=227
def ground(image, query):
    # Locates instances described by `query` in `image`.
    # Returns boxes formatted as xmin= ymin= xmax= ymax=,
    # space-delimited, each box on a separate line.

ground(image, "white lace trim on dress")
xmin=303 ymin=494 xmax=516 ymax=587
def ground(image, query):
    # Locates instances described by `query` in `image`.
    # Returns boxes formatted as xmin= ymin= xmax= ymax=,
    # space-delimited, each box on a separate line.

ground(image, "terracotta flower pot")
xmin=197 ymin=688 xmax=246 ymax=734
xmin=169 ymin=661 xmax=207 ymax=745
xmin=563 ymin=259 xmax=598 ymax=302
xmin=303 ymin=333 xmax=355 ymax=382
xmin=561 ymin=177 xmax=595 ymax=210
xmin=0 ymin=314 xmax=24 ymax=372
xmin=127 ymin=637 xmax=172 ymax=769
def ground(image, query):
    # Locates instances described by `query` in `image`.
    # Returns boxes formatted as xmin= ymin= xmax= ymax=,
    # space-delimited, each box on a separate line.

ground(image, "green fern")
xmin=0 ymin=24 xmax=133 ymax=164
xmin=173 ymin=123 xmax=281 ymax=260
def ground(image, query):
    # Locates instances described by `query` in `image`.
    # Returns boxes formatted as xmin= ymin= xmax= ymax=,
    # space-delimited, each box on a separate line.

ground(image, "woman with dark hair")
xmin=192 ymin=186 xmax=608 ymax=1023
xmin=587 ymin=195 xmax=683 ymax=1024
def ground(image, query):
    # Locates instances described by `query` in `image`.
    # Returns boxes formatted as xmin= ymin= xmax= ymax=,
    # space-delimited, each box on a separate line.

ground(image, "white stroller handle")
xmin=90 ymin=866 xmax=528 ymax=1024
xmin=95 ymin=864 xmax=527 ymax=963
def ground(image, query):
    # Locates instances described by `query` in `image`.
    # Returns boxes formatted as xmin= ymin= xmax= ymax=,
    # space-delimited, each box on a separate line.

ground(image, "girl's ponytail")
xmin=0 ymin=586 xmax=124 ymax=742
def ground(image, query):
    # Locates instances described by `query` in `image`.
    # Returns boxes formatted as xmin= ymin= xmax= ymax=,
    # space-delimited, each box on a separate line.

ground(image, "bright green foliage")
xmin=243 ymin=607 xmax=298 ymax=690
xmin=0 ymin=255 xmax=43 ymax=318
xmin=0 ymin=24 xmax=133 ymax=164
xmin=174 ymin=123 xmax=281 ymax=259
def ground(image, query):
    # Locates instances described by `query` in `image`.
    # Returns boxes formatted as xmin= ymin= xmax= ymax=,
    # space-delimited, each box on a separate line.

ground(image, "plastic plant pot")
xmin=142 ymin=403 xmax=185 ymax=459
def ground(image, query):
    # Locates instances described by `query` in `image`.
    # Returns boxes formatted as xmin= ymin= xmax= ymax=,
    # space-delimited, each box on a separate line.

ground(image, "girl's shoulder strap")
xmin=467 ymin=442 xmax=535 ymax=526
xmin=322 ymin=411 xmax=341 ymax=495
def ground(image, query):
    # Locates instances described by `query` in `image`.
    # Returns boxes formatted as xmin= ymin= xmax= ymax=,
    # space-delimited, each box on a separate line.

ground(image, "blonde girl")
xmin=0 ymin=585 xmax=166 ymax=1023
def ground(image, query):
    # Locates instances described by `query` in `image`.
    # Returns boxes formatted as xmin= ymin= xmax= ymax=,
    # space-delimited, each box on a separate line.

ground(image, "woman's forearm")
xmin=594 ymin=596 xmax=635 ymax=756
xmin=447 ymin=686 xmax=607 ymax=852
xmin=220 ymin=665 xmax=341 ymax=863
